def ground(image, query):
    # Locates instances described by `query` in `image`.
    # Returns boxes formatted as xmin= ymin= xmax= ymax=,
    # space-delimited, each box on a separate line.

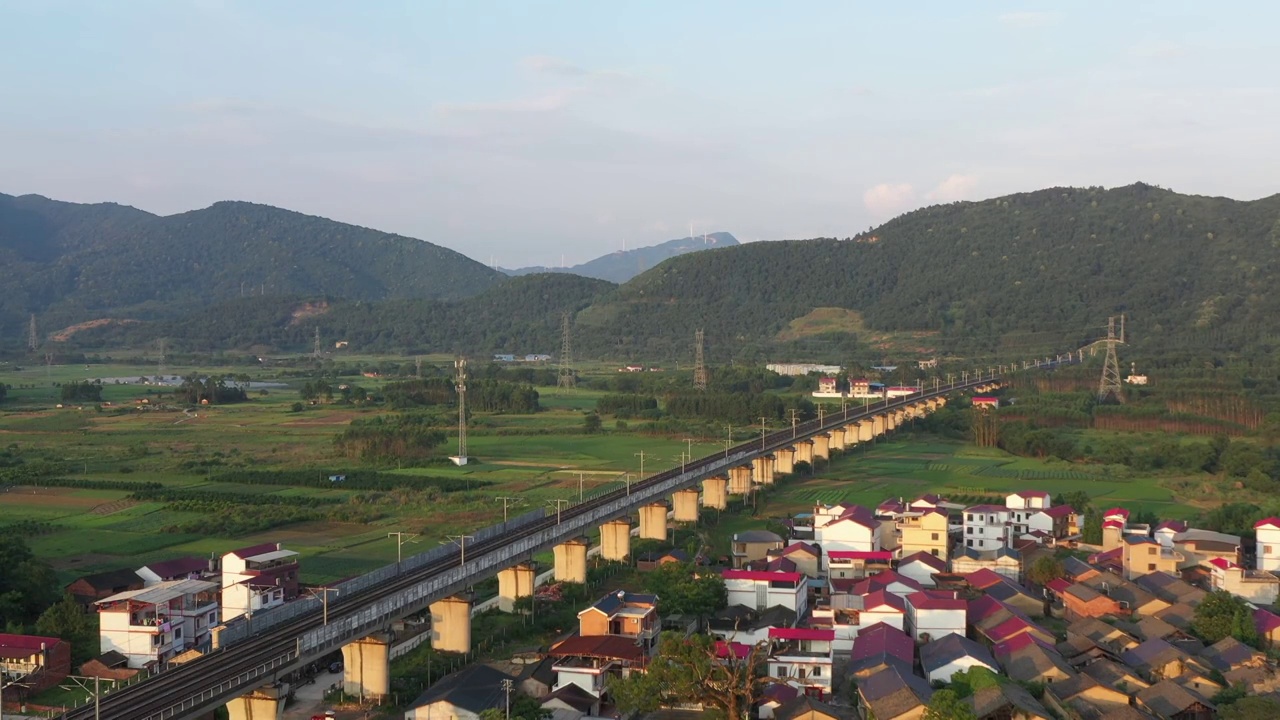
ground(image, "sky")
xmin=3 ymin=1 xmax=1279 ymax=267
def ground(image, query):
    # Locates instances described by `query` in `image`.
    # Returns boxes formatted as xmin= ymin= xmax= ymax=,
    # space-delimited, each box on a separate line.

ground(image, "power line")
xmin=557 ymin=312 xmax=576 ymax=388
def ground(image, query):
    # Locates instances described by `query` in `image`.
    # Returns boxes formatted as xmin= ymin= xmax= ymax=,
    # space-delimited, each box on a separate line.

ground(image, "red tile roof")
xmin=723 ymin=569 xmax=803 ymax=583
xmin=1157 ymin=520 xmax=1188 ymax=533
xmin=0 ymin=634 xmax=64 ymax=652
xmin=1046 ymin=578 xmax=1072 ymax=594
xmin=715 ymin=641 xmax=754 ymax=659
xmin=967 ymin=595 xmax=1009 ymax=624
xmin=986 ymin=616 xmax=1044 ymax=643
xmin=900 ymin=551 xmax=947 ymax=572
xmin=966 ymin=504 xmax=1007 ymax=513
xmin=1103 ymin=508 xmax=1130 ymax=519
xmin=1209 ymin=558 xmax=1237 ymax=570
xmin=992 ymin=632 xmax=1056 ymax=658
xmin=1040 ymin=505 xmax=1075 ymax=518
xmin=832 ymin=505 xmax=879 ymax=530
xmin=1254 ymin=608 xmax=1280 ymax=636
xmin=1102 ymin=519 xmax=1125 ymax=529
xmin=964 ymin=568 xmax=1008 ymax=590
xmin=862 ymin=589 xmax=907 ymax=613
xmin=851 ymin=623 xmax=914 ymax=663
xmin=550 ymin=635 xmax=649 ymax=663
xmin=778 ymin=542 xmax=820 ymax=557
xmin=1255 ymin=517 xmax=1280 ymax=530
xmin=907 ymin=591 xmax=966 ymax=611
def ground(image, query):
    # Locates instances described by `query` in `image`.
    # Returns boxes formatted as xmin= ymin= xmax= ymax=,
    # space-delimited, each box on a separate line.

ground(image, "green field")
xmin=0 ymin=358 xmax=1217 ymax=586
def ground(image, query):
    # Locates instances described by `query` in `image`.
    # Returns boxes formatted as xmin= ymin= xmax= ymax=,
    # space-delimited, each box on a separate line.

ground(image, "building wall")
xmin=579 ymin=610 xmax=610 ymax=637
xmin=1258 ymin=527 xmax=1280 ymax=572
xmin=924 ymin=655 xmax=996 ymax=684
xmin=405 ymin=700 xmax=483 ymax=720
xmin=901 ymin=514 xmax=949 ymax=560
xmin=1123 ymin=543 xmax=1180 ymax=580
xmin=898 ymin=561 xmax=940 ymax=588
xmin=1213 ymin=570 xmax=1280 ymax=605
xmin=907 ymin=607 xmax=965 ymax=642
xmin=99 ymin=610 xmax=173 ymax=668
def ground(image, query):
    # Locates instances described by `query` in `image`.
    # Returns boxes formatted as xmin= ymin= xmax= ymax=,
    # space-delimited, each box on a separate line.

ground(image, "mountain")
xmin=18 ymin=184 xmax=1280 ymax=366
xmin=503 ymin=232 xmax=738 ymax=283
xmin=0 ymin=193 xmax=504 ymax=338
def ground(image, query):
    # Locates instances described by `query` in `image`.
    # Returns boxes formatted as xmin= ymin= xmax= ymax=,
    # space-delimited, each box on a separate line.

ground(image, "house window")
xmin=932 ymin=533 xmax=939 ymax=541
xmin=966 ymin=527 xmax=973 ymax=535
xmin=777 ymin=666 xmax=789 ymax=677
xmin=813 ymin=667 xmax=822 ymax=677
xmin=978 ymin=528 xmax=984 ymax=535
xmin=967 ymin=539 xmax=974 ymax=547
xmin=175 ymin=628 xmax=182 ymax=639
xmin=1267 ymin=546 xmax=1274 ymax=554
xmin=967 ymin=514 xmax=974 ymax=522
xmin=1148 ymin=563 xmax=1156 ymax=571
xmin=931 ymin=549 xmax=939 ymax=557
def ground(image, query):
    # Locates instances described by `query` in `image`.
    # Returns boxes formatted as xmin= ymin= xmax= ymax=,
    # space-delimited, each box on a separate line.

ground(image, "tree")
xmin=583 ymin=412 xmax=602 ymax=434
xmin=607 ymin=632 xmax=771 ymax=720
xmin=60 ymin=381 xmax=103 ymax=402
xmin=641 ymin=563 xmax=727 ymax=617
xmin=949 ymin=666 xmax=1001 ymax=698
xmin=0 ymin=383 xmax=8 ymax=402
xmin=1027 ymin=556 xmax=1065 ymax=587
xmin=1082 ymin=507 xmax=1103 ymax=545
xmin=922 ymin=689 xmax=977 ymax=720
xmin=1220 ymin=695 xmax=1280 ymax=719
xmin=1193 ymin=590 xmax=1258 ymax=646
xmin=0 ymin=536 xmax=60 ymax=629
xmin=1053 ymin=490 xmax=1091 ymax=513
xmin=478 ymin=693 xmax=550 ymax=720
xmin=35 ymin=595 xmax=98 ymax=662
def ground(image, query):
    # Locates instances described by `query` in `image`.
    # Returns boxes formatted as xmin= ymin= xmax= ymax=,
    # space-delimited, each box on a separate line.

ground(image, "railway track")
xmin=59 ymin=372 xmax=1033 ymax=720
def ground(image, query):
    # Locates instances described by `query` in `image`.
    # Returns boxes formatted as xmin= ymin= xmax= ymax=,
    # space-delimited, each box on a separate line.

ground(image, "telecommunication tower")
xmin=1097 ymin=314 xmax=1125 ymax=402
xmin=557 ymin=313 xmax=576 ymax=388
xmin=693 ymin=329 xmax=708 ymax=390
xmin=450 ymin=358 xmax=469 ymax=466
xmin=28 ymin=314 xmax=38 ymax=352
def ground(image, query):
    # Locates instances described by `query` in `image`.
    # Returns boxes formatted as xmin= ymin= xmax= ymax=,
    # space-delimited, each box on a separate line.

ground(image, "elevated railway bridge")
xmin=59 ymin=361 xmax=1071 ymax=720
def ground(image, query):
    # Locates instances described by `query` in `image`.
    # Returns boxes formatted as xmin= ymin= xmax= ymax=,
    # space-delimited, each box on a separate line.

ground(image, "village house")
xmin=1171 ymin=528 xmax=1241 ymax=569
xmin=636 ymin=548 xmax=688 ymax=572
xmin=767 ymin=543 xmax=822 ymax=579
xmin=732 ymin=530 xmax=786 ymax=569
xmin=813 ymin=505 xmax=882 ymax=565
xmin=952 ymin=547 xmax=1023 ymax=581
xmin=905 ymin=590 xmax=966 ymax=643
xmin=1120 ymin=638 xmax=1217 ymax=689
xmin=918 ymin=633 xmax=997 ymax=684
xmin=1123 ymin=536 xmax=1184 ymax=580
xmin=848 ymin=622 xmax=914 ymax=678
xmin=1255 ymin=607 xmax=1280 ymax=648
xmin=963 ymin=504 xmax=1011 ymax=552
xmin=66 ymin=568 xmax=144 ymax=611
xmin=0 ymin=634 xmax=71 ymax=696
xmin=857 ymin=663 xmax=933 ymax=720
xmin=1133 ymin=572 xmax=1207 ymax=607
xmin=972 ymin=396 xmax=1000 ymax=409
xmin=826 ymin=551 xmax=893 ymax=580
xmin=992 ymin=634 xmax=1076 ymax=685
xmin=767 ymin=627 xmax=835 ymax=699
xmin=1208 ymin=558 xmax=1280 ymax=604
xmin=1062 ymin=617 xmax=1141 ymax=662
xmin=814 ymin=377 xmax=841 ymax=396
xmin=1043 ymin=674 xmax=1134 ymax=718
xmin=965 ymin=570 xmax=1044 ymax=618
xmin=709 ymin=604 xmax=795 ymax=646
xmin=969 ymin=595 xmax=1054 ymax=648
xmin=219 ymin=543 xmax=299 ymax=622
xmin=1154 ymin=521 xmax=1187 ymax=548
xmin=546 ymin=634 xmax=648 ymax=701
xmin=1027 ymin=505 xmax=1078 ymax=543
xmin=897 ymin=552 xmax=947 ymax=588
xmin=1005 ymin=491 xmax=1051 ymax=537
xmin=1134 ymin=680 xmax=1214 ymax=720
xmin=96 ymin=578 xmax=220 ymax=669
xmin=1255 ymin=517 xmax=1280 ymax=572
xmin=1079 ymin=572 xmax=1169 ymax=617
xmin=896 ymin=509 xmax=949 ymax=560
xmin=811 ymin=589 xmax=905 ymax=651
xmin=1057 ymin=582 xmax=1122 ymax=621
xmin=723 ymin=569 xmax=808 ymax=615
xmin=968 ymin=682 xmax=1051 ymax=720
xmin=136 ymin=557 xmax=214 ymax=586
xmin=772 ymin=695 xmax=847 ymax=720
xmin=845 ymin=569 xmax=922 ymax=599
xmin=1082 ymin=658 xmax=1151 ymax=694
xmin=404 ymin=664 xmax=520 ymax=720
xmin=576 ymin=591 xmax=660 ymax=652
xmin=758 ymin=684 xmax=800 ymax=720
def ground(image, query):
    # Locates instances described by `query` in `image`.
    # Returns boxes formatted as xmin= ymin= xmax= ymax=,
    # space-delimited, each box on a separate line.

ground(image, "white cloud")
xmin=520 ymin=55 xmax=588 ymax=77
xmin=998 ymin=11 xmax=1061 ymax=28
xmin=435 ymin=89 xmax=578 ymax=115
xmin=863 ymin=183 xmax=917 ymax=219
xmin=1130 ymin=42 xmax=1187 ymax=59
xmin=926 ymin=174 xmax=979 ymax=203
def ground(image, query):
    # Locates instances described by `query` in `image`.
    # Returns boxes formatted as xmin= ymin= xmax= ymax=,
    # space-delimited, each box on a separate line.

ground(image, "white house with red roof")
xmin=767 ymin=627 xmax=835 ymax=698
xmin=219 ymin=542 xmax=299 ymax=622
xmin=1208 ymin=558 xmax=1280 ymax=605
xmin=723 ymin=569 xmax=808 ymax=615
xmin=813 ymin=505 xmax=883 ymax=566
xmin=898 ymin=552 xmax=947 ymax=588
xmin=1005 ymin=491 xmax=1050 ymax=511
xmin=768 ymin=542 xmax=822 ymax=578
xmin=814 ymin=589 xmax=907 ymax=652
xmin=826 ymin=550 xmax=892 ymax=580
xmin=1255 ymin=518 xmax=1280 ymax=572
xmin=1028 ymin=505 xmax=1077 ymax=543
xmin=963 ymin=504 xmax=1012 ymax=552
xmin=905 ymin=590 xmax=967 ymax=643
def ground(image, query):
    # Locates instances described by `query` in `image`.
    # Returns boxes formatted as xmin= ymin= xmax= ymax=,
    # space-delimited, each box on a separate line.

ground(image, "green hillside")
xmin=0 ymin=193 xmax=504 ymax=338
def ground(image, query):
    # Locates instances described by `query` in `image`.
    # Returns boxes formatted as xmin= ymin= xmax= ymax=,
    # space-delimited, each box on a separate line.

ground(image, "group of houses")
xmin=812 ymin=377 xmax=921 ymax=401
xmin=0 ymin=543 xmax=302 ymax=686
xmin=413 ymin=491 xmax=1280 ymax=720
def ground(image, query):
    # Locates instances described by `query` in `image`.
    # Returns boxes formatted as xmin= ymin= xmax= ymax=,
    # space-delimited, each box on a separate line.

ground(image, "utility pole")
xmin=415 ymin=356 xmax=423 ymax=378
xmin=634 ymin=451 xmax=647 ymax=478
xmin=760 ymin=417 xmax=768 ymax=450
xmin=446 ymin=534 xmax=474 ymax=567
xmin=693 ymin=329 xmax=708 ymax=391
xmin=557 ymin=312 xmax=575 ymax=388
xmin=790 ymin=409 xmax=799 ymax=438
xmin=725 ymin=424 xmax=733 ymax=459
xmin=1098 ymin=314 xmax=1125 ymax=402
xmin=502 ymin=678 xmax=514 ymax=720
xmin=547 ymin=499 xmax=570 ymax=524
xmin=387 ymin=531 xmax=419 ymax=564
xmin=307 ymin=586 xmax=339 ymax=625
xmin=157 ymin=338 xmax=167 ymax=380
xmin=496 ymin=496 xmax=522 ymax=523
xmin=577 ymin=472 xmax=587 ymax=502
xmin=622 ymin=473 xmax=633 ymax=496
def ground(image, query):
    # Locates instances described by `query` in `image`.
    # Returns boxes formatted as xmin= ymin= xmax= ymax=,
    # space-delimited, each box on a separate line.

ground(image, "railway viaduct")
xmin=56 ymin=367 xmax=1054 ymax=720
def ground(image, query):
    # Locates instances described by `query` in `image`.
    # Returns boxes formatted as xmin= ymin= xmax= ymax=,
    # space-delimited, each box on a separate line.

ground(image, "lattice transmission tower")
xmin=1098 ymin=314 xmax=1125 ymax=402
xmin=28 ymin=314 xmax=38 ymax=352
xmin=557 ymin=312 xmax=576 ymax=388
xmin=313 ymin=326 xmax=322 ymax=359
xmin=453 ymin=358 xmax=469 ymax=465
xmin=693 ymin=329 xmax=708 ymax=390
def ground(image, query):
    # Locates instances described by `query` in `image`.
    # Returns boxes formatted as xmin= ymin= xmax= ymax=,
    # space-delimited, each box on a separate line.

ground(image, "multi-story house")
xmin=1027 ymin=505 xmax=1077 ymax=543
xmin=723 ymin=569 xmax=808 ymax=616
xmin=96 ymin=579 xmax=219 ymax=669
xmin=963 ymin=505 xmax=1011 ymax=552
xmin=1255 ymin=518 xmax=1280 ymax=572
xmin=576 ymin=591 xmax=660 ymax=653
xmin=826 ymin=551 xmax=892 ymax=580
xmin=813 ymin=505 xmax=882 ymax=567
xmin=1122 ymin=536 xmax=1184 ymax=580
xmin=136 ymin=557 xmax=214 ymax=587
xmin=898 ymin=552 xmax=947 ymax=588
xmin=897 ymin=509 xmax=949 ymax=560
xmin=767 ymin=628 xmax=835 ymax=699
xmin=813 ymin=589 xmax=906 ymax=651
xmin=1005 ymin=492 xmax=1051 ymax=537
xmin=220 ymin=543 xmax=300 ymax=622
xmin=732 ymin=530 xmax=786 ymax=569
xmin=905 ymin=590 xmax=966 ymax=643
xmin=0 ymin=634 xmax=71 ymax=695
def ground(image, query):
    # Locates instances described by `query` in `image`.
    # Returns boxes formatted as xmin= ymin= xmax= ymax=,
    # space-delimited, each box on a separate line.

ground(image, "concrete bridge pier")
xmin=774 ymin=448 xmax=796 ymax=475
xmin=751 ymin=455 xmax=774 ymax=485
xmin=673 ymin=488 xmax=700 ymax=522
xmin=857 ymin=420 xmax=873 ymax=443
xmin=728 ymin=465 xmax=752 ymax=495
xmin=553 ymin=537 xmax=590 ymax=583
xmin=600 ymin=518 xmax=632 ymax=561
xmin=341 ymin=633 xmax=392 ymax=701
xmin=795 ymin=440 xmax=815 ymax=466
xmin=873 ymin=414 xmax=887 ymax=437
xmin=497 ymin=563 xmax=536 ymax=612
xmin=829 ymin=427 xmax=847 ymax=452
xmin=639 ymin=502 xmax=669 ymax=540
xmin=702 ymin=476 xmax=728 ymax=509
xmin=812 ymin=434 xmax=831 ymax=461
xmin=225 ymin=684 xmax=286 ymax=720
xmin=429 ymin=596 xmax=472 ymax=654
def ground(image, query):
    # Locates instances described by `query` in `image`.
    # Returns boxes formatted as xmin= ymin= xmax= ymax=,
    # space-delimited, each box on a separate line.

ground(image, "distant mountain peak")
xmin=504 ymin=231 xmax=738 ymax=283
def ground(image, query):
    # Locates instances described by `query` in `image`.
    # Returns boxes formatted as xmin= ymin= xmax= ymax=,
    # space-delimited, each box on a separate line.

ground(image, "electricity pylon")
xmin=557 ymin=312 xmax=575 ymax=388
xmin=693 ymin=329 xmax=708 ymax=391
xmin=1097 ymin=314 xmax=1125 ymax=402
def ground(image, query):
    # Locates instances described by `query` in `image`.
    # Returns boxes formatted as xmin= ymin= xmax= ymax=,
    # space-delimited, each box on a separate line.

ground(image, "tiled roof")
xmin=964 ymin=568 xmax=1008 ymax=589
xmin=0 ymin=634 xmax=65 ymax=653
xmin=778 ymin=542 xmax=819 ymax=557
xmin=548 ymin=635 xmax=649 ymax=664
xmin=1254 ymin=517 xmax=1280 ymax=530
xmin=722 ymin=569 xmax=803 ymax=583
xmin=1156 ymin=520 xmax=1188 ymax=533
xmin=1103 ymin=508 xmax=1130 ymax=519
xmin=860 ymin=664 xmax=933 ymax=720
xmin=1121 ymin=638 xmax=1186 ymax=672
xmin=907 ymin=590 xmax=966 ymax=611
xmin=861 ymin=589 xmax=906 ymax=613
xmin=1208 ymin=557 xmax=1236 ymax=570
xmin=586 ymin=590 xmax=657 ymax=615
xmin=139 ymin=557 xmax=208 ymax=579
xmin=409 ymin=664 xmax=516 ymax=714
xmin=965 ymin=504 xmax=1008 ymax=513
xmin=1046 ymin=578 xmax=1072 ymax=593
xmin=919 ymin=633 xmax=996 ymax=674
xmin=827 ymin=550 xmax=893 ymax=561
xmin=899 ymin=551 xmax=947 ymax=572
xmin=769 ymin=627 xmax=834 ymax=641
xmin=734 ymin=530 xmax=784 ymax=543
xmin=1040 ymin=504 xmax=1075 ymax=518
xmin=1254 ymin=607 xmax=1280 ymax=635
xmin=1199 ymin=637 xmax=1262 ymax=672
xmin=1137 ymin=680 xmax=1213 ymax=718
xmin=1014 ymin=490 xmax=1051 ymax=499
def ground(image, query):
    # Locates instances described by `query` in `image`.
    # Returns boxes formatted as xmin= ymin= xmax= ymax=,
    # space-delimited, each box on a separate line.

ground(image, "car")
xmin=328 ymin=661 xmax=343 ymax=674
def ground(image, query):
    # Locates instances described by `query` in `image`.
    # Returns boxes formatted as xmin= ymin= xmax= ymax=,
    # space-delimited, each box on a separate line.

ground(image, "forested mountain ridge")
xmin=0 ymin=193 xmax=504 ymax=338
xmin=503 ymin=231 xmax=739 ymax=283
xmin=14 ymin=183 xmax=1280 ymax=364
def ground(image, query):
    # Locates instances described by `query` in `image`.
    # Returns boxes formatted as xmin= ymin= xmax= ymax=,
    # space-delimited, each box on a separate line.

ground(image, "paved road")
xmin=282 ymin=671 xmax=342 ymax=719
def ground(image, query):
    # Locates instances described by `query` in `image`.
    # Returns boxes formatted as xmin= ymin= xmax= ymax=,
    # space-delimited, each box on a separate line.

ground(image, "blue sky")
xmin=3 ymin=1 xmax=1278 ymax=266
